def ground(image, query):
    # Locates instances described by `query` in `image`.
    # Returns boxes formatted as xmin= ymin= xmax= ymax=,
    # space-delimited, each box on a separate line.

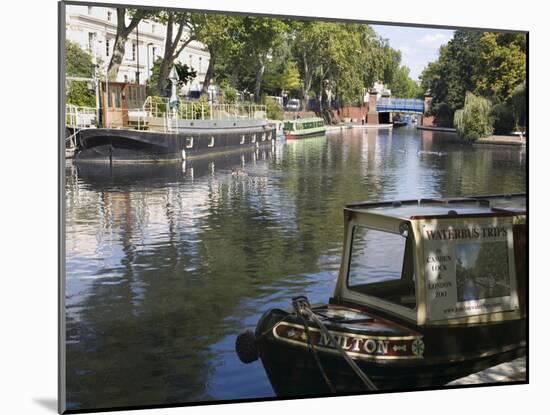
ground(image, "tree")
xmin=511 ymin=81 xmax=526 ymax=129
xmin=194 ymin=14 xmax=245 ymax=97
xmin=65 ymin=40 xmax=96 ymax=107
xmin=420 ymin=30 xmax=526 ymax=128
xmin=147 ymin=11 xmax=199 ymax=94
xmin=291 ymin=21 xmax=326 ymax=109
xmin=454 ymin=92 xmax=493 ymax=141
xmin=420 ymin=30 xmax=483 ymax=116
xmin=107 ymin=8 xmax=152 ymax=80
xmin=263 ymin=60 xmax=301 ymax=96
xmin=474 ymin=33 xmax=526 ymax=102
xmin=238 ymin=17 xmax=289 ymax=102
xmin=388 ymin=65 xmax=422 ymax=98
xmin=490 ymin=103 xmax=515 ymax=134
xmin=146 ymin=57 xmax=196 ymax=97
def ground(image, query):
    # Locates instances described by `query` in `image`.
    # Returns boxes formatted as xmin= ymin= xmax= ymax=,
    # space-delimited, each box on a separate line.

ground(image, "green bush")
xmin=66 ymin=81 xmax=96 ymax=107
xmin=179 ymin=95 xmax=211 ymax=119
xmin=219 ymin=80 xmax=238 ymax=104
xmin=264 ymin=97 xmax=284 ymax=120
xmin=511 ymin=81 xmax=526 ymax=130
xmin=146 ymin=96 xmax=168 ymax=117
xmin=433 ymin=102 xmax=454 ymax=128
xmin=490 ymin=103 xmax=515 ymax=135
xmin=454 ymin=92 xmax=493 ymax=141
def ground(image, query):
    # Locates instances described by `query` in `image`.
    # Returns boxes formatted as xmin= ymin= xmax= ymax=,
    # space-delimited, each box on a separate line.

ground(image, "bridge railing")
xmin=377 ymin=98 xmax=424 ymax=113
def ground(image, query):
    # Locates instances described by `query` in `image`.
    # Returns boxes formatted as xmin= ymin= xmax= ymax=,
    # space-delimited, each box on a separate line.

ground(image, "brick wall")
xmin=339 ymin=105 xmax=369 ymax=122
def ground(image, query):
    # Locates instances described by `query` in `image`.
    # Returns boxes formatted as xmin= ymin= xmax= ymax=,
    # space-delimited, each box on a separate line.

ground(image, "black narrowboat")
xmin=236 ymin=194 xmax=526 ymax=395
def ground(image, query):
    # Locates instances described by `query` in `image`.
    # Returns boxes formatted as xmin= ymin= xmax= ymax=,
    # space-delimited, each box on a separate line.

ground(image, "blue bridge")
xmin=376 ymin=98 xmax=425 ymax=114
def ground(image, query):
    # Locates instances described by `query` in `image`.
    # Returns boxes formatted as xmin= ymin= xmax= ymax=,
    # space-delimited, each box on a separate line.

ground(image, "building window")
xmin=151 ymin=24 xmax=156 ymax=33
xmin=198 ymin=57 xmax=202 ymax=74
xmin=189 ymin=54 xmax=193 ymax=69
xmin=87 ymin=6 xmax=93 ymax=15
xmin=152 ymin=46 xmax=156 ymax=57
xmin=132 ymin=43 xmax=136 ymax=61
xmin=124 ymin=75 xmax=128 ymax=83
xmin=107 ymin=11 xmax=112 ymax=21
xmin=106 ymin=38 xmax=110 ymax=57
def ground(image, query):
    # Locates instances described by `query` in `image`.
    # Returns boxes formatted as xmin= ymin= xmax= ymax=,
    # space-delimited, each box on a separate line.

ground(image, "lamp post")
xmin=147 ymin=42 xmax=154 ymax=83
xmin=92 ymin=35 xmax=101 ymax=126
xmin=135 ymin=25 xmax=140 ymax=84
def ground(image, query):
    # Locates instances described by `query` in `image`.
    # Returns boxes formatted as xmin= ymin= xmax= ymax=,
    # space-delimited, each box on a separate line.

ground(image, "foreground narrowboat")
xmin=283 ymin=117 xmax=326 ymax=139
xmin=236 ymin=194 xmax=526 ymax=395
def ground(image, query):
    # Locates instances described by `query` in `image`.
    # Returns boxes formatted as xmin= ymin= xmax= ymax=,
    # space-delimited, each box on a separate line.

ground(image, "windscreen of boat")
xmin=347 ymin=226 xmax=416 ymax=309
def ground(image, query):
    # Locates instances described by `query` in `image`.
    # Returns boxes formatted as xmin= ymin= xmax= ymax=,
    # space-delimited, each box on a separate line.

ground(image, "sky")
xmin=371 ymin=25 xmax=455 ymax=82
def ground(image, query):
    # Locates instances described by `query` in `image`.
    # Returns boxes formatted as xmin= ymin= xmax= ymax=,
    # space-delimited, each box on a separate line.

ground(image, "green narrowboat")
xmin=283 ymin=117 xmax=326 ymax=139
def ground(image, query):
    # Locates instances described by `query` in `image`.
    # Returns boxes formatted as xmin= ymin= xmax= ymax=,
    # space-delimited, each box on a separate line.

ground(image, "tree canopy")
xmin=65 ymin=40 xmax=96 ymax=107
xmin=420 ymin=30 xmax=526 ymax=129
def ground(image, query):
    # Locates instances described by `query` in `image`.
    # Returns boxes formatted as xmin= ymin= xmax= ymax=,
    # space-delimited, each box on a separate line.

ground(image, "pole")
xmin=147 ymin=43 xmax=150 ymax=83
xmin=147 ymin=42 xmax=154 ymax=83
xmin=93 ymin=36 xmax=100 ymax=126
xmin=135 ymin=25 xmax=140 ymax=84
xmin=105 ymin=63 xmax=109 ymax=128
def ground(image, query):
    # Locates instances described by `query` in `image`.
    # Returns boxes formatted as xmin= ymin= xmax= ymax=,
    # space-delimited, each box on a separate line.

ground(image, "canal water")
xmin=65 ymin=127 xmax=526 ymax=410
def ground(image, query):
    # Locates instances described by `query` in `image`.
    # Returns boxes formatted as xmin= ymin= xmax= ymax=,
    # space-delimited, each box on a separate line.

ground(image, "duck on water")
xmin=236 ymin=194 xmax=526 ymax=395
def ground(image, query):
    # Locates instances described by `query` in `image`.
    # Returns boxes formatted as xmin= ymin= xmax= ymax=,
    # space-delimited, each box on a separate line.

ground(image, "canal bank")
xmin=418 ymin=126 xmax=526 ymax=146
xmin=474 ymin=134 xmax=526 ymax=147
xmin=326 ymin=123 xmax=393 ymax=132
xmin=446 ymin=356 xmax=526 ymax=386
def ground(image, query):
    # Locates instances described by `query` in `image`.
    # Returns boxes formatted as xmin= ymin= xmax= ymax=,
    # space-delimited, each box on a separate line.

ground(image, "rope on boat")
xmin=292 ymin=298 xmax=336 ymax=393
xmin=292 ymin=296 xmax=378 ymax=392
xmin=65 ymin=128 xmax=80 ymax=148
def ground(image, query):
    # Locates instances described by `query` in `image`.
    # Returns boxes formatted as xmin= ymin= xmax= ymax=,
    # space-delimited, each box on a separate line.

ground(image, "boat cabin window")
xmin=208 ymin=136 xmax=215 ymax=147
xmin=347 ymin=226 xmax=416 ymax=309
xmin=240 ymin=135 xmax=245 ymax=144
xmin=251 ymin=134 xmax=256 ymax=143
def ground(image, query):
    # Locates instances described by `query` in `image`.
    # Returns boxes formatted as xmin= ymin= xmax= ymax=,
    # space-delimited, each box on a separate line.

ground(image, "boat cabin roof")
xmin=345 ymin=194 xmax=525 ymax=221
xmin=284 ymin=117 xmax=324 ymax=124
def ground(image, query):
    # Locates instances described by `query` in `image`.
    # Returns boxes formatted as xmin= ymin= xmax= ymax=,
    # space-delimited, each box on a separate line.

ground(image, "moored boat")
xmin=68 ymin=83 xmax=276 ymax=163
xmin=236 ymin=194 xmax=526 ymax=395
xmin=283 ymin=117 xmax=326 ymax=139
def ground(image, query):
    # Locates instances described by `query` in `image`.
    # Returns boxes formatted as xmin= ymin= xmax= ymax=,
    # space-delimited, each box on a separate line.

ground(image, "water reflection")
xmin=65 ymin=128 xmax=526 ymax=410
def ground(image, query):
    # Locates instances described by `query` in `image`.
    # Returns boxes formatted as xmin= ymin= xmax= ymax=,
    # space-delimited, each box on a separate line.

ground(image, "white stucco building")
xmin=65 ymin=4 xmax=210 ymax=96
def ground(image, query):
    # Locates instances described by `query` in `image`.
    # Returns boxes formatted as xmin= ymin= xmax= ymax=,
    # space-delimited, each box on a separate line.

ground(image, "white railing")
xmin=66 ymin=105 xmax=97 ymax=128
xmin=178 ymin=101 xmax=266 ymax=121
xmin=66 ymin=99 xmax=268 ymax=132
